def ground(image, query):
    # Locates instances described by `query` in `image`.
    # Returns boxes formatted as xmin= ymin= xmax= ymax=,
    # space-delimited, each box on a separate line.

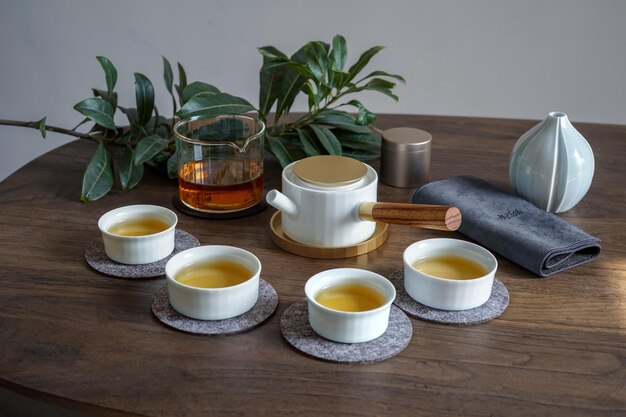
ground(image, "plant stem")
xmin=0 ymin=119 xmax=108 ymax=144
xmin=171 ymin=96 xmax=177 ymax=130
xmin=280 ymin=87 xmax=347 ymax=134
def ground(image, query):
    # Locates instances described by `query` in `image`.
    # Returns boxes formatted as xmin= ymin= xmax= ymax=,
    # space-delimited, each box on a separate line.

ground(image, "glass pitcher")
xmin=174 ymin=115 xmax=265 ymax=212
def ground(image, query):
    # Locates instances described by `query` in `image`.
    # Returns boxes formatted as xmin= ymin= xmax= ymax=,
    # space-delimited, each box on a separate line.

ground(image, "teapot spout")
xmin=266 ymin=190 xmax=298 ymax=218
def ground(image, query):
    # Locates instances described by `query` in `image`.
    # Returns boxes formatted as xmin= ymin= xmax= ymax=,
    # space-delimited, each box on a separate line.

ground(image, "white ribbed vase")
xmin=509 ymin=112 xmax=594 ymax=213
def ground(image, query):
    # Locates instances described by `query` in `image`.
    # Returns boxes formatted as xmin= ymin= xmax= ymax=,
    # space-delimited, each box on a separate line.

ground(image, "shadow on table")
xmin=0 ymin=387 xmax=91 ymax=417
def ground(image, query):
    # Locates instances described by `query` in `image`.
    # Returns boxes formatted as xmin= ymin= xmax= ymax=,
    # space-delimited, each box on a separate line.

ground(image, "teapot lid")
xmin=293 ymin=155 xmax=368 ymax=187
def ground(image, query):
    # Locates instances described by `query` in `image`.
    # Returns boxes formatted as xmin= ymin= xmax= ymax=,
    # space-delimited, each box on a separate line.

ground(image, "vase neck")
xmin=547 ymin=111 xmax=569 ymax=122
xmin=544 ymin=112 xmax=571 ymax=130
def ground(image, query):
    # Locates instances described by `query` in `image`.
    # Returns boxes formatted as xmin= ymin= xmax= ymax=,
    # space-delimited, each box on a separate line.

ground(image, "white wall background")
xmin=1 ymin=0 xmax=625 ymax=181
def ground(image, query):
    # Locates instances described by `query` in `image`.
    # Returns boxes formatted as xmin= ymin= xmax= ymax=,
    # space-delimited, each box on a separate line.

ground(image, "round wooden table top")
xmin=1 ymin=115 xmax=625 ymax=417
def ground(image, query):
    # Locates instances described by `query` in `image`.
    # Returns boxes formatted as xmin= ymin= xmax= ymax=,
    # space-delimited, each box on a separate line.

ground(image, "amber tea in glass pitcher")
xmin=174 ymin=115 xmax=265 ymax=212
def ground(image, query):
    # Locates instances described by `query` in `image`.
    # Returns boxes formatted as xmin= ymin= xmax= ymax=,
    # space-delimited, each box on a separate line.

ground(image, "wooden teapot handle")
xmin=358 ymin=202 xmax=462 ymax=231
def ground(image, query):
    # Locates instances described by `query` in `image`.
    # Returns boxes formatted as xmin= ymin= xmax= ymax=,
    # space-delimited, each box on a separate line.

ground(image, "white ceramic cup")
xmin=98 ymin=204 xmax=177 ymax=264
xmin=304 ymin=268 xmax=396 ymax=343
xmin=403 ymin=238 xmax=497 ymax=311
xmin=165 ymin=245 xmax=260 ymax=320
xmin=266 ymin=162 xmax=378 ymax=248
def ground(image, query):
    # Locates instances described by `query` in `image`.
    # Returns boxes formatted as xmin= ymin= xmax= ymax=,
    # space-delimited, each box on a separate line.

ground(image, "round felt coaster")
xmin=388 ymin=269 xmax=509 ymax=325
xmin=172 ymin=195 xmax=267 ymax=219
xmin=84 ymin=229 xmax=200 ymax=279
xmin=280 ymin=299 xmax=412 ymax=364
xmin=151 ymin=279 xmax=278 ymax=335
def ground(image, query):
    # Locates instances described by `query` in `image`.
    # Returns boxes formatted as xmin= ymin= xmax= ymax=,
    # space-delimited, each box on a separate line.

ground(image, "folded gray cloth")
xmin=412 ymin=176 xmax=601 ymax=277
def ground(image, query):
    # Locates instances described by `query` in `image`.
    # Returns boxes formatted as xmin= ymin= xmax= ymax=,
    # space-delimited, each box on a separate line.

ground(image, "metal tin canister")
xmin=380 ymin=127 xmax=431 ymax=188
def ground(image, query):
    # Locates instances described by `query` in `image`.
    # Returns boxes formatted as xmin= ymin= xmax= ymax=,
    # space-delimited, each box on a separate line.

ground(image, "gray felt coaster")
xmin=280 ymin=299 xmax=412 ymax=364
xmin=388 ymin=269 xmax=509 ymax=325
xmin=84 ymin=229 xmax=200 ymax=279
xmin=151 ymin=279 xmax=278 ymax=335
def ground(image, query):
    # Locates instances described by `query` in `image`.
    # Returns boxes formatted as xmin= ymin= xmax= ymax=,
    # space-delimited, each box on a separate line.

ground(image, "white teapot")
xmin=267 ymin=156 xmax=460 ymax=248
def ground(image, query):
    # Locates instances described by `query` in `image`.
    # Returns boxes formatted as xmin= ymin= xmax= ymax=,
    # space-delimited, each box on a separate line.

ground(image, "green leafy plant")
xmin=0 ymin=57 xmax=254 ymax=201
xmin=257 ymin=34 xmax=404 ymax=167
xmin=76 ymin=58 xmax=256 ymax=202
xmin=0 ymin=34 xmax=403 ymax=201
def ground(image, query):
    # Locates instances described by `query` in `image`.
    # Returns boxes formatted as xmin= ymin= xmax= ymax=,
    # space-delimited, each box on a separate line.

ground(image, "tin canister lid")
xmin=292 ymin=155 xmax=367 ymax=187
xmin=382 ymin=127 xmax=432 ymax=152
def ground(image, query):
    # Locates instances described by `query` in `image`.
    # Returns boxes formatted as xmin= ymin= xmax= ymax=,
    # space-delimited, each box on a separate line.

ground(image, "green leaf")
xmin=347 ymin=46 xmax=385 ymax=83
xmin=92 ymin=88 xmax=118 ymax=109
xmin=309 ymin=124 xmax=341 ymax=155
xmin=274 ymin=44 xmax=314 ymax=122
xmin=119 ymin=147 xmax=144 ymax=191
xmin=73 ymin=97 xmax=116 ymax=131
xmin=345 ymin=99 xmax=365 ymax=110
xmin=175 ymin=62 xmax=187 ymax=104
xmin=182 ymin=81 xmax=221 ymax=104
xmin=355 ymin=70 xmax=406 ymax=84
xmin=283 ymin=62 xmax=315 ymax=80
xmin=330 ymin=35 xmax=347 ymax=71
xmin=363 ymin=78 xmax=396 ymax=90
xmin=145 ymin=114 xmax=171 ymax=138
xmin=366 ymin=86 xmax=399 ymax=101
xmin=118 ymin=132 xmax=133 ymax=144
xmin=259 ymin=46 xmax=289 ymax=118
xmin=176 ymin=92 xmax=255 ymax=119
xmin=317 ymin=83 xmax=332 ymax=103
xmin=96 ymin=56 xmax=117 ymax=96
xmin=134 ymin=134 xmax=169 ymax=165
xmin=260 ymin=60 xmax=291 ymax=71
xmin=345 ymin=100 xmax=376 ymax=125
xmin=152 ymin=105 xmax=160 ymax=133
xmin=329 ymin=69 xmax=349 ymax=90
xmin=166 ymin=152 xmax=178 ymax=179
xmin=300 ymin=82 xmax=318 ymax=110
xmin=162 ymin=56 xmax=174 ymax=95
xmin=344 ymin=78 xmax=399 ymax=101
xmin=144 ymin=150 xmax=170 ymax=171
xmin=267 ymin=135 xmax=294 ymax=168
xmin=81 ymin=142 xmax=114 ymax=202
xmin=71 ymin=117 xmax=90 ymax=131
xmin=178 ymin=63 xmax=187 ymax=86
xmin=134 ymin=73 xmax=155 ymax=125
xmin=296 ymin=128 xmax=322 ymax=156
xmin=334 ymin=129 xmax=381 ymax=150
xmin=341 ymin=147 xmax=380 ymax=162
xmin=119 ymin=106 xmax=139 ymax=127
xmin=314 ymin=110 xmax=371 ymax=133
xmin=356 ymin=110 xmax=375 ymax=125
xmin=259 ymin=58 xmax=286 ymax=118
xmin=88 ymin=123 xmax=107 ymax=134
xmin=304 ymin=41 xmax=330 ymax=84
xmin=36 ymin=116 xmax=46 ymax=138
xmin=258 ymin=46 xmax=288 ymax=61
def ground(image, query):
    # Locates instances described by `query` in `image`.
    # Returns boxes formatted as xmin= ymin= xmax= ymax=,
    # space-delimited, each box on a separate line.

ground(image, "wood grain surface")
xmin=1 ymin=115 xmax=624 ymax=417
xmin=359 ymin=202 xmax=461 ymax=231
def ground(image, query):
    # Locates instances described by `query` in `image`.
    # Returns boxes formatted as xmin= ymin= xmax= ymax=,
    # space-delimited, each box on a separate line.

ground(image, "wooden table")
xmin=1 ymin=115 xmax=624 ymax=417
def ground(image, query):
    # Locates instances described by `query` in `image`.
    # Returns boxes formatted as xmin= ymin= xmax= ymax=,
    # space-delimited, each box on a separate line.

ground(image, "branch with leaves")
xmin=0 ymin=34 xmax=403 ymax=201
xmin=1 ymin=56 xmax=254 ymax=201
xmin=257 ymin=34 xmax=404 ymax=167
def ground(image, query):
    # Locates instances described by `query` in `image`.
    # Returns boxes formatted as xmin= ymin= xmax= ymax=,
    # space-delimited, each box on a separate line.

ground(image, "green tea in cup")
xmin=107 ymin=217 xmax=170 ymax=236
xmin=315 ymin=283 xmax=386 ymax=312
xmin=175 ymin=260 xmax=253 ymax=288
xmin=412 ymin=255 xmax=487 ymax=280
